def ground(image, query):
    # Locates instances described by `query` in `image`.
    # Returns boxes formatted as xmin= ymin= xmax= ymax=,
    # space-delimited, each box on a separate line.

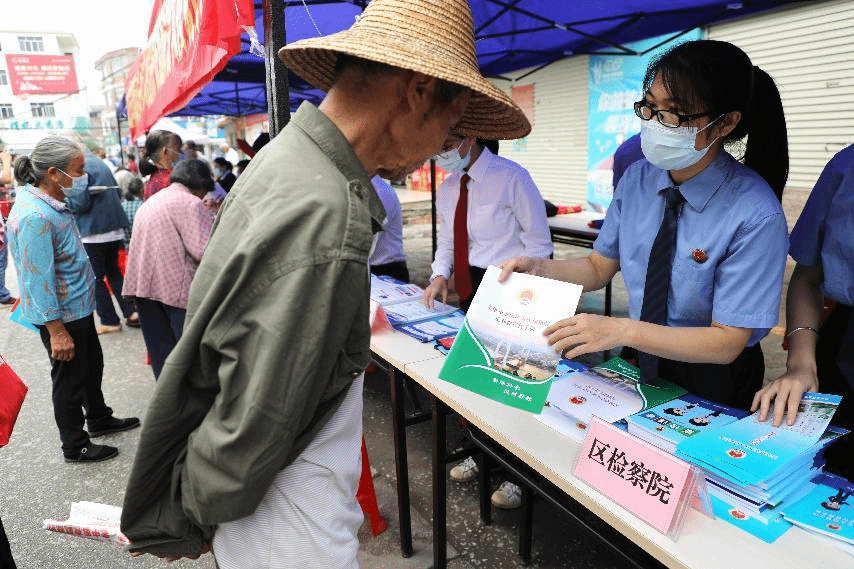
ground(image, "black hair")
xmin=252 ymin=133 xmax=270 ymax=153
xmin=140 ymin=129 xmax=182 ymax=177
xmin=213 ymin=157 xmax=232 ymax=170
xmin=236 ymin=159 xmax=251 ymax=173
xmin=125 ymin=177 xmax=144 ymax=200
xmin=169 ymin=159 xmax=214 ymax=194
xmin=334 ymin=54 xmax=468 ymax=111
xmin=185 ymin=141 xmax=198 ymax=151
xmin=644 ymin=40 xmax=788 ymax=201
xmin=478 ymin=139 xmax=499 ymax=155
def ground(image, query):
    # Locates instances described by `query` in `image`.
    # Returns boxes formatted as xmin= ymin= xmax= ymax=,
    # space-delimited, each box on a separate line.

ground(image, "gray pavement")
xmin=0 ymin=207 xmax=789 ymax=568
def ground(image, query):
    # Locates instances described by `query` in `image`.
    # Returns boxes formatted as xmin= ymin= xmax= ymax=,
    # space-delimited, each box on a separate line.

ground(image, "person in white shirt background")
xmin=369 ymin=175 xmax=410 ymax=283
xmin=424 ymin=134 xmax=553 ymax=509
xmin=424 ymin=135 xmax=552 ymax=311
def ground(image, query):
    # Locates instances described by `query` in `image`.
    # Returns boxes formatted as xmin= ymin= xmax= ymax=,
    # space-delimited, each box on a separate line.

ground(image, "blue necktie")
xmin=638 ymin=187 xmax=684 ymax=383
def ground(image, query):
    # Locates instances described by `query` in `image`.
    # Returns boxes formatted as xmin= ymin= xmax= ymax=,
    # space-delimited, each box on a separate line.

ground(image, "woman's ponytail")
xmin=743 ymin=66 xmax=788 ymax=202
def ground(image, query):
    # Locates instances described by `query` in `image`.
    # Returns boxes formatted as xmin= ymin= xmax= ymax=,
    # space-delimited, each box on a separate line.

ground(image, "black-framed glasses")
xmin=634 ymin=100 xmax=711 ymax=128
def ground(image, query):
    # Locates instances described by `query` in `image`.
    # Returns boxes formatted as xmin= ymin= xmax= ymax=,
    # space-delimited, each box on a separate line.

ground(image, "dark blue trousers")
xmin=84 ymin=240 xmax=134 ymax=326
xmin=135 ymin=298 xmax=186 ymax=380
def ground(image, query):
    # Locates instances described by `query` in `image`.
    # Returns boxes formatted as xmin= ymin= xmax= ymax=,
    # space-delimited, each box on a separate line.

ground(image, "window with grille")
xmin=30 ymin=102 xmax=55 ymax=117
xmin=0 ymin=104 xmax=12 ymax=119
xmin=18 ymin=36 xmax=44 ymax=52
xmin=0 ymin=70 xmax=7 ymax=86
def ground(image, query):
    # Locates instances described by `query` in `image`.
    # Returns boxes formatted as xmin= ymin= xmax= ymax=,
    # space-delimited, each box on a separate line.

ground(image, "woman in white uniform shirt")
xmin=424 ymin=137 xmax=553 ymax=311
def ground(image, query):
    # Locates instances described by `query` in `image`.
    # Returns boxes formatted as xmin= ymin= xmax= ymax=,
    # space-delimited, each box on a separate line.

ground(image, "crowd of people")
xmin=0 ymin=0 xmax=852 ymax=567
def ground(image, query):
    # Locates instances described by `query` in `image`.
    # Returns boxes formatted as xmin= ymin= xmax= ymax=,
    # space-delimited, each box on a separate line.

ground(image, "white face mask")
xmin=57 ymin=168 xmax=87 ymax=197
xmin=640 ymin=117 xmax=721 ymax=171
xmin=435 ymin=140 xmax=471 ymax=173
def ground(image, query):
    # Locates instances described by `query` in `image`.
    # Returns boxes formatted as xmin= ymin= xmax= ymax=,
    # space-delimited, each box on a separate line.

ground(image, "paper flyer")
xmin=439 ymin=266 xmax=582 ymax=412
xmin=369 ymin=274 xmax=423 ymax=305
xmin=783 ymin=473 xmax=854 ymax=545
xmin=43 ymin=501 xmax=129 ymax=547
xmin=546 ymin=357 xmax=687 ymax=428
xmin=626 ymin=394 xmax=749 ymax=453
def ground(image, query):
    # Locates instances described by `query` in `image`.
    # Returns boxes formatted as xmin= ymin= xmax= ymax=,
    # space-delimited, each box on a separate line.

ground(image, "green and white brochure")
xmin=439 ymin=265 xmax=583 ymax=412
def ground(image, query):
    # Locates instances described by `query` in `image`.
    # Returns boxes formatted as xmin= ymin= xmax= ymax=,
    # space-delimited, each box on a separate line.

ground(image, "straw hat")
xmin=277 ymin=0 xmax=531 ymax=140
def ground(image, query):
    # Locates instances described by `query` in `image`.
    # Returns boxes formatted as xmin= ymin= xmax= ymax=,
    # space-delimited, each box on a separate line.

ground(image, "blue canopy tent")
xmin=120 ymin=0 xmax=796 ymax=124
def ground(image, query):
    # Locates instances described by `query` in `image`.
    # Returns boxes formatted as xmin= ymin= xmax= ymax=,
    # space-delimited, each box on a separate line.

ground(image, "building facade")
xmin=94 ymin=46 xmax=140 ymax=155
xmin=0 ymin=30 xmax=89 ymax=155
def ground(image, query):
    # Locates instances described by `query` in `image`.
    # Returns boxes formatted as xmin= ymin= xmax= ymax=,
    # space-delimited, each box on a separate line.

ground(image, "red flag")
xmin=125 ymin=0 xmax=255 ymax=139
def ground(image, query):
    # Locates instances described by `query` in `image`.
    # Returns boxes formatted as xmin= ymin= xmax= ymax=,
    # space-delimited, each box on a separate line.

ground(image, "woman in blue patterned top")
xmin=8 ymin=135 xmax=139 ymax=463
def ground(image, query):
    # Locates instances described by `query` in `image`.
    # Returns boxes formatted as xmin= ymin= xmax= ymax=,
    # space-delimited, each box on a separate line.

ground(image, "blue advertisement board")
xmin=587 ymin=30 xmax=703 ymax=210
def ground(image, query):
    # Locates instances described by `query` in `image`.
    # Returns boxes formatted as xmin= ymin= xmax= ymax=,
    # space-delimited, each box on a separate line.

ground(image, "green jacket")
xmin=120 ymin=103 xmax=386 ymax=556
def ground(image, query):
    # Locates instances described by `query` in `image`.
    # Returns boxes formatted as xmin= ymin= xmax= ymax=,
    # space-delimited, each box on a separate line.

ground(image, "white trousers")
xmin=213 ymin=375 xmax=365 ymax=569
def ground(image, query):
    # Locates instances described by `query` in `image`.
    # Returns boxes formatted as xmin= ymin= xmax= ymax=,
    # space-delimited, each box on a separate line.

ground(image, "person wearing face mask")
xmin=424 ymin=135 xmax=553 ymax=313
xmin=64 ymin=142 xmax=137 ymax=334
xmin=7 ymin=135 xmax=140 ymax=463
xmin=425 ymin=136 xmax=552 ymax=510
xmin=500 ymin=40 xmax=789 ymax=412
xmin=140 ymin=130 xmax=183 ymax=201
xmin=212 ymin=157 xmax=236 ymax=192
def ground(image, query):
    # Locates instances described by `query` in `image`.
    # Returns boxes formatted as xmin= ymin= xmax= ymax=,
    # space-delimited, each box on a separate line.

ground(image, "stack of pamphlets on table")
xmin=782 ymin=472 xmax=854 ymax=557
xmin=626 ymin=394 xmax=750 ymax=454
xmin=675 ymin=392 xmax=849 ymax=542
xmin=536 ymin=357 xmax=688 ymax=440
xmin=370 ymin=274 xmax=464 ymax=341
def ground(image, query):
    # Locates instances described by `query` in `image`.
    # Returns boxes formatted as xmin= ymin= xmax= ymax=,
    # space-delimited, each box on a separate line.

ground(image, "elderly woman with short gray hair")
xmin=7 ymin=135 xmax=139 ymax=464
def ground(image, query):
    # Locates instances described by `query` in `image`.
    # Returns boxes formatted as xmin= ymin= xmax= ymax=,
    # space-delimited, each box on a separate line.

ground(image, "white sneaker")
xmin=449 ymin=456 xmax=479 ymax=482
xmin=491 ymin=481 xmax=522 ymax=509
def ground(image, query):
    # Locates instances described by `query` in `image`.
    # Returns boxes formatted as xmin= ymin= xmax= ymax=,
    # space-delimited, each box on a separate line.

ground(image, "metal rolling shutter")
xmin=491 ymin=55 xmax=590 ymax=207
xmin=708 ymin=0 xmax=854 ymax=223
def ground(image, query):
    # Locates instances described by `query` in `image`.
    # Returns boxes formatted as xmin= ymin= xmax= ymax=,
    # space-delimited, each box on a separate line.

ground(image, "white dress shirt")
xmin=213 ymin=374 xmax=365 ymax=568
xmin=369 ymin=176 xmax=406 ymax=265
xmin=430 ymin=147 xmax=553 ymax=280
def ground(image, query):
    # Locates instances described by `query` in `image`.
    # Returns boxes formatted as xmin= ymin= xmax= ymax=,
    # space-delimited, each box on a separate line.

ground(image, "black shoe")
xmin=87 ymin=416 xmax=140 ymax=437
xmin=64 ymin=443 xmax=119 ymax=463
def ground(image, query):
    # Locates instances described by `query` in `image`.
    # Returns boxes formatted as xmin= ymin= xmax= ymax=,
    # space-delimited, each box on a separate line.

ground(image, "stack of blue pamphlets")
xmin=783 ymin=472 xmax=854 ymax=556
xmin=676 ymin=393 xmax=844 ymax=486
xmin=674 ymin=392 xmax=849 ymax=542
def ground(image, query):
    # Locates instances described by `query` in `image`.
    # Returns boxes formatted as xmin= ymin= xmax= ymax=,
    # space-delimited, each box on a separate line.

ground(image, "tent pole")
xmin=116 ymin=111 xmax=125 ymax=166
xmin=431 ymin=158 xmax=437 ymax=259
xmin=264 ymin=0 xmax=289 ymax=136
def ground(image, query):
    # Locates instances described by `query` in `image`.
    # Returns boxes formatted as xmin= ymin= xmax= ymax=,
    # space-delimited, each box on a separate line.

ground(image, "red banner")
xmin=125 ymin=0 xmax=255 ymax=139
xmin=5 ymin=54 xmax=79 ymax=95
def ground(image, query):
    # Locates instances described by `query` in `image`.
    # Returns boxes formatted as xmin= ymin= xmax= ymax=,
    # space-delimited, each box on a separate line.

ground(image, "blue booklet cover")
xmin=783 ymin=473 xmax=854 ymax=545
xmin=676 ymin=393 xmax=843 ymax=486
xmin=626 ymin=393 xmax=749 ymax=452
xmin=710 ymin=495 xmax=791 ymax=543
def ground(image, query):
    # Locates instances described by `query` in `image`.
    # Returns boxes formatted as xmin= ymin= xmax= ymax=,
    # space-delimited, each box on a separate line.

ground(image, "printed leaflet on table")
xmin=439 ymin=266 xmax=582 ymax=412
xmin=626 ymin=393 xmax=749 ymax=454
xmin=370 ymin=274 xmax=463 ymax=340
xmin=538 ymin=357 xmax=687 ymax=440
xmin=783 ymin=472 xmax=854 ymax=546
